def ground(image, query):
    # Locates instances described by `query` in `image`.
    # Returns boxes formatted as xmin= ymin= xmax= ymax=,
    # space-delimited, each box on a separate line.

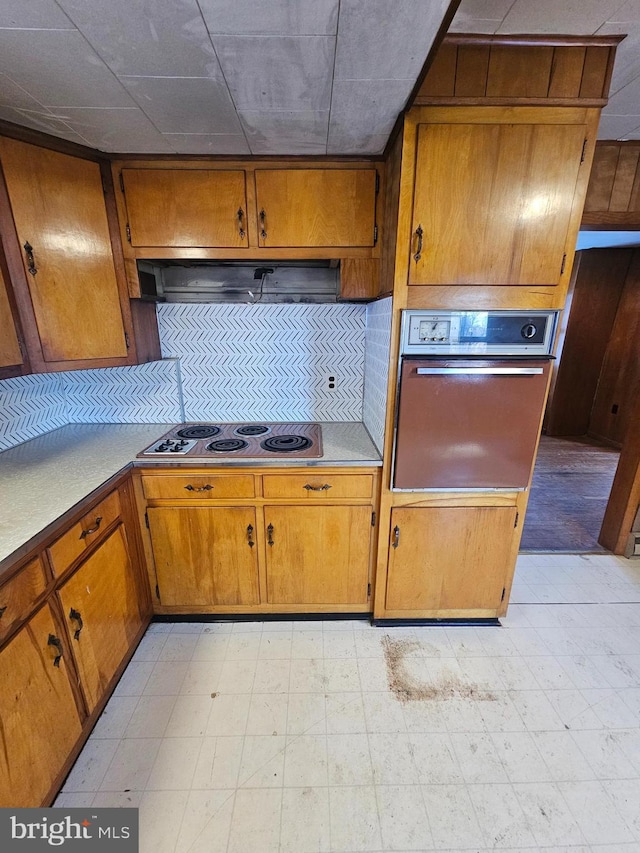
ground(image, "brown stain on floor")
xmin=381 ymin=636 xmax=497 ymax=703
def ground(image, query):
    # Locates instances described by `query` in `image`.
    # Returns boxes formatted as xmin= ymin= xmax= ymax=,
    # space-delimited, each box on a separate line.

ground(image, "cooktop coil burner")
xmin=176 ymin=425 xmax=221 ymax=439
xmin=234 ymin=424 xmax=270 ymax=436
xmin=260 ymin=434 xmax=313 ymax=453
xmin=206 ymin=438 xmax=249 ymax=453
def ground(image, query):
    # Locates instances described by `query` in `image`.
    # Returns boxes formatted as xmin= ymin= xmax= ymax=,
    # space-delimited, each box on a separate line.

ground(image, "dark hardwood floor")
xmin=520 ymin=435 xmax=621 ymax=553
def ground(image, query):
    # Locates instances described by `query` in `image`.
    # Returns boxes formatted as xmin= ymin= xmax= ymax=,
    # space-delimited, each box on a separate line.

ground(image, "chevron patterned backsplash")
xmin=364 ymin=297 xmax=392 ymax=453
xmin=0 ymin=373 xmax=68 ymax=451
xmin=157 ymin=303 xmax=367 ymax=422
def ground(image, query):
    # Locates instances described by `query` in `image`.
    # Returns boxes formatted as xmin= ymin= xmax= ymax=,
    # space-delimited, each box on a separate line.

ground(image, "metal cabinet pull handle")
xmin=48 ymin=633 xmax=63 ymax=667
xmin=259 ymin=208 xmax=267 ymax=240
xmin=23 ymin=241 xmax=38 ymax=275
xmin=184 ymin=484 xmax=214 ymax=492
xmin=413 ymin=225 xmax=423 ymax=262
xmin=267 ymin=523 xmax=274 ymax=546
xmin=303 ymin=483 xmax=332 ymax=492
xmin=247 ymin=524 xmax=255 ymax=548
xmin=416 ymin=367 xmax=544 ymax=376
xmin=79 ymin=516 xmax=102 ymax=539
xmin=69 ymin=607 xmax=84 ymax=640
xmin=237 ymin=207 xmax=246 ymax=239
xmin=392 ymin=525 xmax=400 ymax=549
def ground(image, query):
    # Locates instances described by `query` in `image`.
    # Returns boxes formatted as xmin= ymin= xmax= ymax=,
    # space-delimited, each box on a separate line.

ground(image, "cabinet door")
xmin=255 ymin=169 xmax=377 ymax=247
xmin=147 ymin=507 xmax=259 ymax=606
xmin=121 ymin=169 xmax=248 ymax=248
xmin=385 ymin=506 xmax=516 ymax=614
xmin=409 ymin=122 xmax=586 ymax=285
xmin=0 ymin=137 xmax=128 ymax=362
xmin=0 ymin=249 xmax=23 ymax=371
xmin=57 ymin=524 xmax=143 ymax=712
xmin=0 ymin=603 xmax=83 ymax=807
xmin=264 ymin=505 xmax=372 ymax=605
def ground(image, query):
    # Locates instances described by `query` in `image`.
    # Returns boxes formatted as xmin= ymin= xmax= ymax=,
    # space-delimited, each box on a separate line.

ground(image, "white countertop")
xmin=0 ymin=422 xmax=381 ymax=568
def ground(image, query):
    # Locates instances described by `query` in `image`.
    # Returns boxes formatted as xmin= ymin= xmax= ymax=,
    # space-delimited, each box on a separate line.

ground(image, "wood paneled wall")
xmin=582 ymin=142 xmax=640 ymax=227
xmin=415 ymin=35 xmax=620 ymax=106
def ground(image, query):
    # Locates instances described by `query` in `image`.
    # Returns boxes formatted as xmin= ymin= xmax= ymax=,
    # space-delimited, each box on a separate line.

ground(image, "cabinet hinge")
xmin=514 ymin=511 xmax=519 ymax=529
xmin=373 ymin=224 xmax=378 ymax=246
xmin=124 ymin=332 xmax=130 ymax=349
xmin=155 ymin=583 xmax=160 ymax=600
xmin=501 ymin=587 xmax=506 ymax=602
xmin=371 ymin=511 xmax=376 ymax=527
xmin=580 ymin=138 xmax=588 ymax=164
xmin=375 ymin=171 xmax=380 ymax=194
xmin=144 ymin=511 xmax=149 ymax=529
xmin=119 ymin=171 xmax=125 ymax=193
xmin=560 ymin=253 xmax=567 ymax=275
xmin=125 ymin=223 xmax=131 ymax=243
xmin=367 ymin=582 xmax=372 ymax=598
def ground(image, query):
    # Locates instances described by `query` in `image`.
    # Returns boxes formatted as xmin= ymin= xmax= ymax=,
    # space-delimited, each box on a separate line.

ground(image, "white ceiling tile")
xmin=327 ymin=132 xmax=389 ymax=155
xmin=162 ymin=133 xmax=250 ymax=155
xmin=329 ymin=79 xmax=412 ymax=140
xmin=597 ymin=112 xmax=640 ymax=138
xmin=597 ymin=23 xmax=640 ymax=95
xmin=0 ymin=73 xmax=47 ymax=109
xmin=499 ymin=0 xmax=624 ymax=34
xmin=449 ymin=17 xmax=502 ymax=33
xmin=0 ymin=106 xmax=88 ymax=144
xmin=199 ymin=0 xmax=339 ymax=35
xmin=0 ymin=30 xmax=135 ymax=107
xmin=239 ymin=110 xmax=329 ymax=155
xmin=335 ymin=0 xmax=451 ymax=81
xmin=608 ymin=1 xmax=640 ymax=22
xmin=454 ymin=0 xmax=515 ymax=17
xmin=213 ymin=35 xmax=334 ymax=111
xmin=48 ymin=107 xmax=174 ymax=153
xmin=0 ymin=0 xmax=74 ymax=28
xmin=119 ymin=76 xmax=242 ymax=134
xmin=604 ymin=75 xmax=640 ymax=115
xmin=56 ymin=0 xmax=222 ymax=78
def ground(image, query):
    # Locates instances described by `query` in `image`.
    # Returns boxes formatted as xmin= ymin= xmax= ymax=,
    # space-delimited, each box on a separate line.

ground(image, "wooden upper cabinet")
xmin=255 ymin=169 xmax=377 ymax=248
xmin=0 ymin=247 xmax=24 ymax=373
xmin=409 ymin=118 xmax=587 ymax=286
xmin=0 ymin=137 xmax=128 ymax=363
xmin=121 ymin=168 xmax=248 ymax=248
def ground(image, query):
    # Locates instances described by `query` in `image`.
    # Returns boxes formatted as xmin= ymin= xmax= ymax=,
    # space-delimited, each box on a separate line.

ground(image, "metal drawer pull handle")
xmin=237 ymin=207 xmax=245 ymax=239
xmin=23 ymin=241 xmax=38 ymax=275
xmin=48 ymin=633 xmax=63 ymax=667
xmin=267 ymin=523 xmax=274 ymax=546
xmin=413 ymin=225 xmax=423 ymax=262
xmin=79 ymin=516 xmax=102 ymax=539
xmin=392 ymin=525 xmax=400 ymax=549
xmin=69 ymin=607 xmax=84 ymax=640
xmin=184 ymin=484 xmax=214 ymax=492
xmin=259 ymin=208 xmax=267 ymax=240
xmin=303 ymin=483 xmax=332 ymax=491
xmin=247 ymin=524 xmax=255 ymax=548
xmin=415 ymin=367 xmax=544 ymax=376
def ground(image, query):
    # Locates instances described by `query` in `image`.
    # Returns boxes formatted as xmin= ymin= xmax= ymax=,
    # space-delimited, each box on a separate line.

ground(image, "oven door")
xmin=393 ymin=358 xmax=552 ymax=490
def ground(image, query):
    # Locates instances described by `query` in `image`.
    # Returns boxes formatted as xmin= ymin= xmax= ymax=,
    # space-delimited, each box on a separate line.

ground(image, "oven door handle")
xmin=415 ymin=367 xmax=544 ymax=376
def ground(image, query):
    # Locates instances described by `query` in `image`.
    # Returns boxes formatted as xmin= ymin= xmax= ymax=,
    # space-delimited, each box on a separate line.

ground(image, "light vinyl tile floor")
xmin=54 ymin=553 xmax=640 ymax=852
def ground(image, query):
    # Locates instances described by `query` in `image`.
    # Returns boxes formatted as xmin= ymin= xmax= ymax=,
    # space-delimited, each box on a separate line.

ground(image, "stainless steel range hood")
xmin=137 ymin=260 xmax=339 ymax=304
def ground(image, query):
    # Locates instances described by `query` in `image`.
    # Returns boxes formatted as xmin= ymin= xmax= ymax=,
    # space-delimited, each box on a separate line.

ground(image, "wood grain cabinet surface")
xmin=0 ymin=245 xmax=25 ymax=376
xmin=0 ymin=603 xmax=83 ymax=808
xmin=409 ymin=117 xmax=587 ymax=286
xmin=0 ymin=137 xmax=130 ymax=364
xmin=0 ymin=556 xmax=47 ymax=645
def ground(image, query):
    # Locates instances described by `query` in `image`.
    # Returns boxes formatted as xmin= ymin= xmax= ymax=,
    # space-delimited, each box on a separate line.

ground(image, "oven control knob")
xmin=521 ymin=323 xmax=537 ymax=339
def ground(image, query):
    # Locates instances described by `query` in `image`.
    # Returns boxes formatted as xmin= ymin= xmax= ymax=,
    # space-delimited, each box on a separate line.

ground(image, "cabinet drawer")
xmin=47 ymin=489 xmax=122 ymax=577
xmin=0 ymin=557 xmax=47 ymax=644
xmin=262 ymin=474 xmax=374 ymax=499
xmin=142 ymin=474 xmax=255 ymax=500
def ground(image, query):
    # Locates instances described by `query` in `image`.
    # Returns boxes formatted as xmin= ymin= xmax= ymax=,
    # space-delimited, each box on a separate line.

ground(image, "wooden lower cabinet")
xmin=147 ymin=506 xmax=259 ymax=606
xmin=57 ymin=523 xmax=145 ymax=712
xmin=264 ymin=505 xmax=372 ymax=606
xmin=0 ymin=603 xmax=83 ymax=807
xmin=385 ymin=506 xmax=517 ymax=616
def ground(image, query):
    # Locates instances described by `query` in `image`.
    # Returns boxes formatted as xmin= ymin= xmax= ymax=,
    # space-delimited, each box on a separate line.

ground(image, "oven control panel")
xmin=401 ymin=310 xmax=558 ymax=356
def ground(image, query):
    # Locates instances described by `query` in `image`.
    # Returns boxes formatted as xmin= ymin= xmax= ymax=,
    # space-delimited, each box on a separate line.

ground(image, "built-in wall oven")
xmin=392 ymin=310 xmax=558 ymax=491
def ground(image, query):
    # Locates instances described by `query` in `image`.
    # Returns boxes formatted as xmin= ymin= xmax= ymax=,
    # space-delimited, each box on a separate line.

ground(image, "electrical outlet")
xmin=326 ymin=373 xmax=337 ymax=391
